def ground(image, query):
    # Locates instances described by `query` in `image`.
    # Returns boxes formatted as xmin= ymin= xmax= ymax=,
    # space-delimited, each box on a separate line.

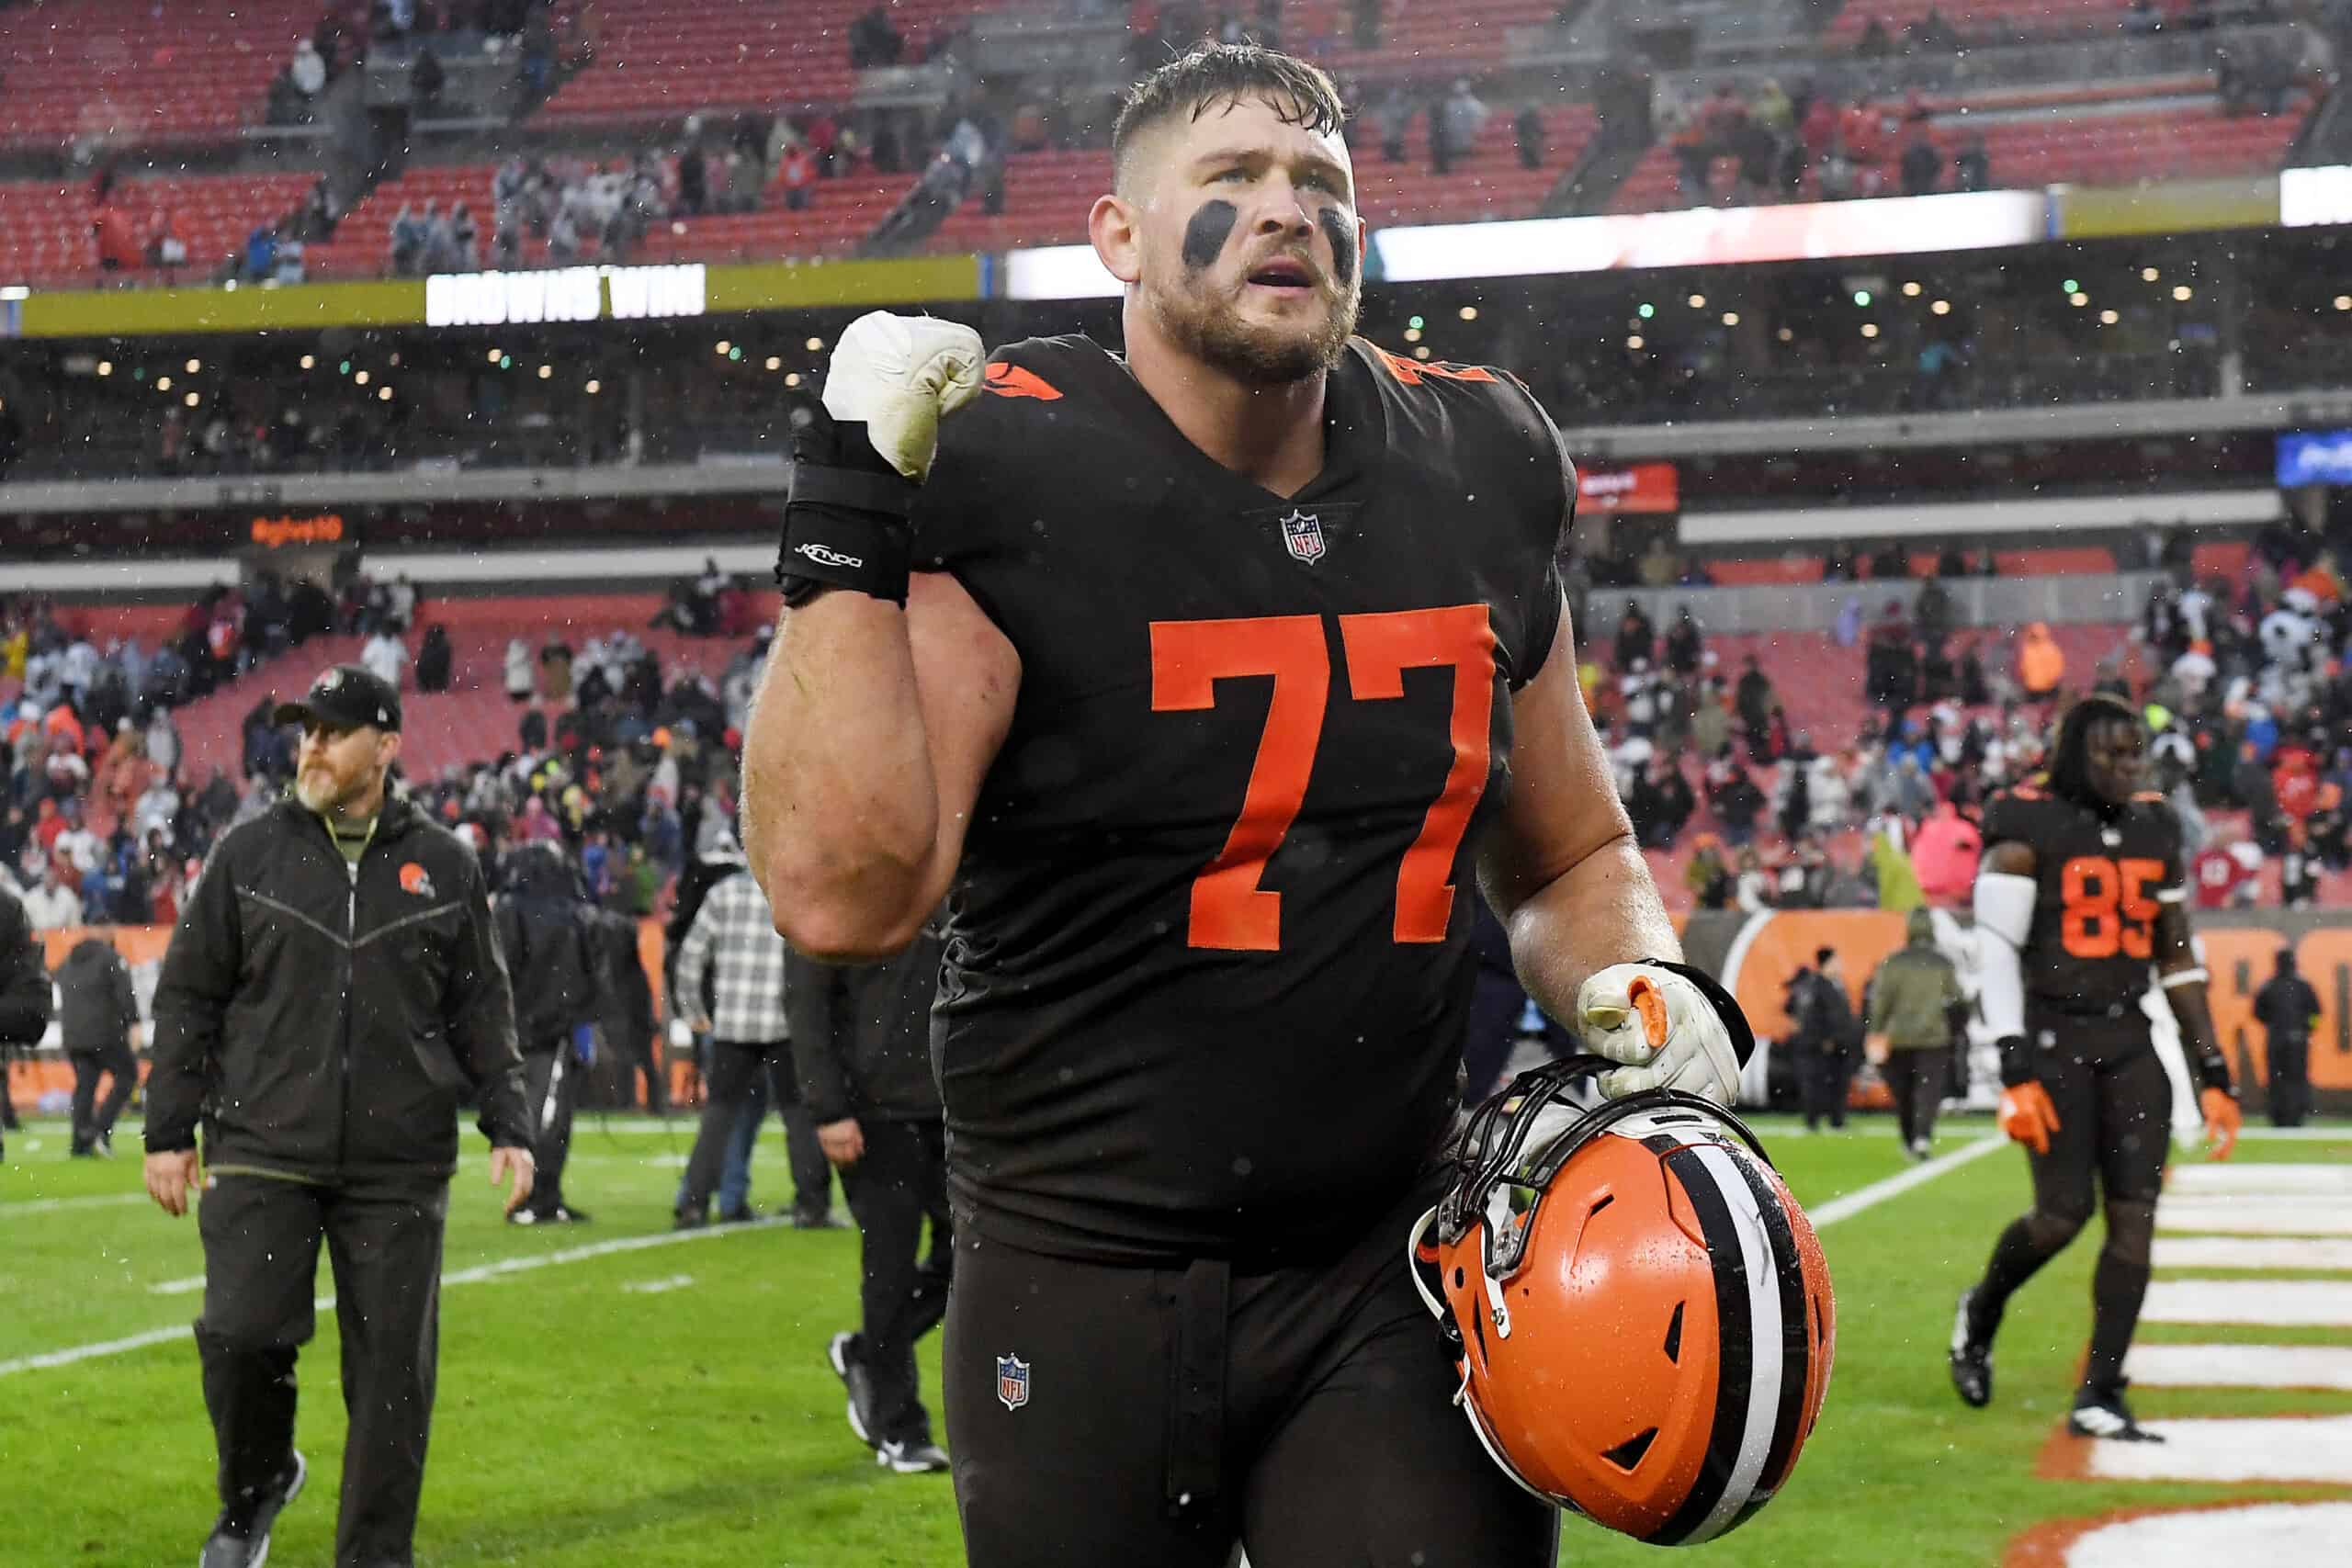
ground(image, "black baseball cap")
xmin=273 ymin=663 xmax=403 ymax=733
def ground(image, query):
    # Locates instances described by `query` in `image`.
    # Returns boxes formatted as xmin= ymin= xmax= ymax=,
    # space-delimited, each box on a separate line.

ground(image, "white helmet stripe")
xmin=1677 ymin=1142 xmax=1789 ymax=1546
xmin=1645 ymin=1137 xmax=1759 ymax=1544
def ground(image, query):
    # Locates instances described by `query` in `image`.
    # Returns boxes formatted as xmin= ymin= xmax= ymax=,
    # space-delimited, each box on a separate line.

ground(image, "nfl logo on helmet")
xmin=995 ymin=1353 xmax=1030 ymax=1411
xmin=1279 ymin=508 xmax=1326 ymax=565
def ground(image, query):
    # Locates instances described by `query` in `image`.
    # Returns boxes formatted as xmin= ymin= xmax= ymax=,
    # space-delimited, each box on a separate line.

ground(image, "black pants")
xmin=2267 ymin=1035 xmax=2312 ymax=1127
xmin=69 ymin=1040 xmax=138 ymax=1151
xmin=676 ymin=1039 xmax=829 ymax=1221
xmin=197 ymin=1171 xmax=447 ymax=1567
xmin=1796 ymin=1045 xmax=1852 ymax=1128
xmin=519 ymin=1044 xmax=579 ymax=1216
xmin=1882 ymin=1046 xmax=1951 ymax=1150
xmin=1969 ymin=1031 xmax=2172 ymax=1397
xmin=943 ymin=1184 xmax=1557 ymax=1568
xmin=842 ymin=1116 xmax=951 ymax=1445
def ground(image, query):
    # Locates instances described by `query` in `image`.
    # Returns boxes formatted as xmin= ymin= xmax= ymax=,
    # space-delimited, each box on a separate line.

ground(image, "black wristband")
xmin=777 ymin=452 xmax=917 ymax=605
xmin=1642 ymin=956 xmax=1758 ymax=1066
xmin=1996 ymin=1034 xmax=2036 ymax=1088
xmin=2191 ymin=1045 xmax=2235 ymax=1099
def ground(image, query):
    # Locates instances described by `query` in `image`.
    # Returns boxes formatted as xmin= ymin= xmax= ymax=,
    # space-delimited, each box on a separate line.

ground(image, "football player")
xmin=741 ymin=42 xmax=1751 ymax=1568
xmin=1951 ymin=693 xmax=2240 ymax=1441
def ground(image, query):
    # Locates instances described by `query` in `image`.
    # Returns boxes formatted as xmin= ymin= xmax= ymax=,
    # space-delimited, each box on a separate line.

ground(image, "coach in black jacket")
xmin=0 ymin=874 xmax=52 ymax=1165
xmin=790 ymin=918 xmax=951 ymax=1472
xmin=143 ymin=663 xmax=533 ymax=1568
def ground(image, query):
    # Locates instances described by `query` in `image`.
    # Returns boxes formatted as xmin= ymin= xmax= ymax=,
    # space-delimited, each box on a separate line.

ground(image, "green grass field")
xmin=4 ymin=1113 xmax=2347 ymax=1567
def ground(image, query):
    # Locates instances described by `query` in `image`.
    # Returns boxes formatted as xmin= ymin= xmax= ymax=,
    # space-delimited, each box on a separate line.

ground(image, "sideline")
xmin=1808 ymin=1134 xmax=2007 ymax=1229
xmin=0 ymin=1215 xmax=787 ymax=1380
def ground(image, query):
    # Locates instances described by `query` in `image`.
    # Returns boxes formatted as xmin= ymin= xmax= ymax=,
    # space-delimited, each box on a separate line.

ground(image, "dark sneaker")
xmin=673 ymin=1209 xmax=707 ymax=1231
xmin=829 ymin=1330 xmax=876 ymax=1447
xmin=717 ymin=1204 xmax=761 ymax=1224
xmin=200 ymin=1450 xmax=306 ymax=1568
xmin=792 ymin=1208 xmax=846 ymax=1230
xmin=2070 ymin=1383 xmax=2164 ymax=1442
xmin=1949 ymin=1289 xmax=1993 ymax=1409
xmin=548 ymin=1204 xmax=590 ymax=1224
xmin=876 ymin=1438 xmax=950 ymax=1474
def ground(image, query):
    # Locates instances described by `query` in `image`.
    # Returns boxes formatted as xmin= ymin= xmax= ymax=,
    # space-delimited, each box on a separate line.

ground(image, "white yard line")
xmin=2077 ymin=1416 xmax=2352 ymax=1484
xmin=0 ymin=1193 xmax=150 ymax=1219
xmin=2063 ymin=1501 xmax=2352 ymax=1566
xmin=2152 ymin=1236 xmax=2352 ymax=1271
xmin=2140 ymin=1279 xmax=2352 ymax=1328
xmin=2154 ymin=1201 xmax=2352 ymax=1236
xmin=2170 ymin=1164 xmax=2352 ymax=1195
xmin=2124 ymin=1343 xmax=2352 ymax=1392
xmin=1806 ymin=1135 xmax=2007 ymax=1229
xmin=0 ymin=1216 xmax=785 ymax=1380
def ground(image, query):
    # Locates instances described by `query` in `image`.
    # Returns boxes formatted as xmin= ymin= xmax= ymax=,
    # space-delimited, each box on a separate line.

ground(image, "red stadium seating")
xmin=1819 ymin=0 xmax=2146 ymax=48
xmin=0 ymin=172 xmax=322 ymax=289
xmin=536 ymin=0 xmax=1030 ymax=127
xmin=0 ymin=0 xmax=323 ymax=152
xmin=1609 ymin=92 xmax=2309 ymax=215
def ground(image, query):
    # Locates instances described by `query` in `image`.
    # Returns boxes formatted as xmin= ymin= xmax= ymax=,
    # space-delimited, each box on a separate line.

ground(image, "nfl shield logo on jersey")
xmin=1279 ymin=508 xmax=1326 ymax=565
xmin=996 ymin=1353 xmax=1030 ymax=1411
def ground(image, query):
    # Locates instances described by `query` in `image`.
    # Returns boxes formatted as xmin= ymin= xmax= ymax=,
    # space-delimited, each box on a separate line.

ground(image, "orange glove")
xmin=2200 ymin=1087 xmax=2241 ymax=1161
xmin=1997 ymin=1082 xmax=2061 ymax=1156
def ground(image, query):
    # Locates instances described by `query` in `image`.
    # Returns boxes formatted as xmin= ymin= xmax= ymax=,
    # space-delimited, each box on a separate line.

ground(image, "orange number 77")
xmin=1149 ymin=606 xmax=1496 ymax=953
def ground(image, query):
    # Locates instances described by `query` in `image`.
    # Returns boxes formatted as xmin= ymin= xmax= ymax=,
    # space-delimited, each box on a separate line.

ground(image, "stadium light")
xmin=183 ymin=392 xmax=198 ymax=407
xmin=355 ymin=370 xmax=370 ymax=386
xmin=1626 ymin=334 xmax=1645 ymax=350
xmin=338 ymin=360 xmax=351 ymax=375
xmin=1902 ymin=281 xmax=1921 ymax=297
xmin=1931 ymin=299 xmax=1951 ymax=315
xmin=1687 ymin=293 xmax=1706 ymax=309
xmin=2063 ymin=277 xmax=2079 ymax=293
xmin=2173 ymin=285 xmax=2193 ymax=301
xmin=765 ymin=356 xmax=782 ymax=370
xmin=185 ymin=358 xmax=199 ymax=374
xmin=536 ymin=364 xmax=550 ymax=378
xmin=300 ymin=354 xmax=314 ymax=370
xmin=1637 ymin=303 xmax=1654 ymax=319
xmin=1408 ymin=314 xmax=1425 ymax=329
xmin=96 ymin=361 xmax=111 ymax=377
xmin=584 ymin=378 xmax=601 ymax=394
xmin=728 ymin=346 xmax=743 ymax=361
xmin=1403 ymin=327 xmax=1422 ymax=343
xmin=486 ymin=348 xmax=503 ymax=364
xmin=1776 ymin=326 xmax=1793 ymax=342
xmin=1721 ymin=311 xmax=1739 ymax=326
xmin=1860 ymin=323 xmax=1880 ymax=338
xmin=1413 ymin=345 xmax=1431 ymax=359
xmin=379 ymin=387 xmax=393 ymax=401
xmin=785 ymin=372 xmax=801 ymax=388
xmin=156 ymin=376 xmax=171 ymax=391
xmin=1458 ymin=306 xmax=1477 ymax=321
xmin=1852 ymin=290 xmax=1871 ymax=307
xmin=2099 ymin=310 xmax=2120 ymax=325
xmin=805 ymin=336 xmax=825 ymax=351
xmin=2142 ymin=266 xmax=2160 ymax=282
xmin=716 ymin=340 xmax=731 ymax=355
xmin=2070 ymin=292 xmax=2089 ymax=307
xmin=2336 ymin=296 xmax=2351 ymax=311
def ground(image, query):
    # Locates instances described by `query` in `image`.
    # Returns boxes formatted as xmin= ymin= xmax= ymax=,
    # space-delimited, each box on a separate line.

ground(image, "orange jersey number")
xmin=1150 ymin=607 xmax=1496 ymax=952
xmin=2057 ymin=854 xmax=2165 ymax=961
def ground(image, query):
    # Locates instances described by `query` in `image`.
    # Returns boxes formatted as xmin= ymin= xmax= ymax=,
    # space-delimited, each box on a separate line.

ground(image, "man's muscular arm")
xmin=1478 ymin=610 xmax=1680 ymax=1024
xmin=741 ymin=573 xmax=1017 ymax=962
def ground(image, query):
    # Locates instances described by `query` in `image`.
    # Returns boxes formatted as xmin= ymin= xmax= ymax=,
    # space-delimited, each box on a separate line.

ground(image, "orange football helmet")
xmin=1410 ymin=1066 xmax=1835 ymax=1546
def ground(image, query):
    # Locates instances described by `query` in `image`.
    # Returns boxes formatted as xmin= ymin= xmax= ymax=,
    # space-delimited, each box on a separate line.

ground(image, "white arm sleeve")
xmin=1973 ymin=871 xmax=2037 ymax=1040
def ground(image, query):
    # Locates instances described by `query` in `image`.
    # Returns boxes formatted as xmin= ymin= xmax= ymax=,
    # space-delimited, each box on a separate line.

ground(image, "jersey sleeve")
xmin=1978 ymin=789 xmax=2037 ymax=855
xmin=1495 ymin=370 xmax=1572 ymax=692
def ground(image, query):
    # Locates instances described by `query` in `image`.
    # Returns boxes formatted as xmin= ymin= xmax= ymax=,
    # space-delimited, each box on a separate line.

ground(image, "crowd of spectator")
xmin=1584 ymin=514 xmax=2352 ymax=914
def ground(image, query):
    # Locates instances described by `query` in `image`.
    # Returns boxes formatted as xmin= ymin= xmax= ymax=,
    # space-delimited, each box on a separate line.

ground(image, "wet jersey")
xmin=911 ymin=334 xmax=1572 ymax=1265
xmin=1979 ymin=785 xmax=2187 ymax=1015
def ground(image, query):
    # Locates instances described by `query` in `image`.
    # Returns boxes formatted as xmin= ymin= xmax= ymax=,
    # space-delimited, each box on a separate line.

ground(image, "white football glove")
xmin=820 ymin=310 xmax=986 ymax=482
xmin=1574 ymin=962 xmax=1747 ymax=1107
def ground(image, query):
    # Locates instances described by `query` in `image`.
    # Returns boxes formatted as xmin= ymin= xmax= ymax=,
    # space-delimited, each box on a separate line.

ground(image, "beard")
xmin=296 ymin=764 xmax=360 ymax=815
xmin=1149 ymin=270 xmax=1359 ymax=386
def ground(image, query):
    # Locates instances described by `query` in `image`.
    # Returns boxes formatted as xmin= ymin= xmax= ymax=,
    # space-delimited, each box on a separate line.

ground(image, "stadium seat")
xmin=0 ymin=0 xmax=321 ymax=152
xmin=0 ymin=171 xmax=322 ymax=288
